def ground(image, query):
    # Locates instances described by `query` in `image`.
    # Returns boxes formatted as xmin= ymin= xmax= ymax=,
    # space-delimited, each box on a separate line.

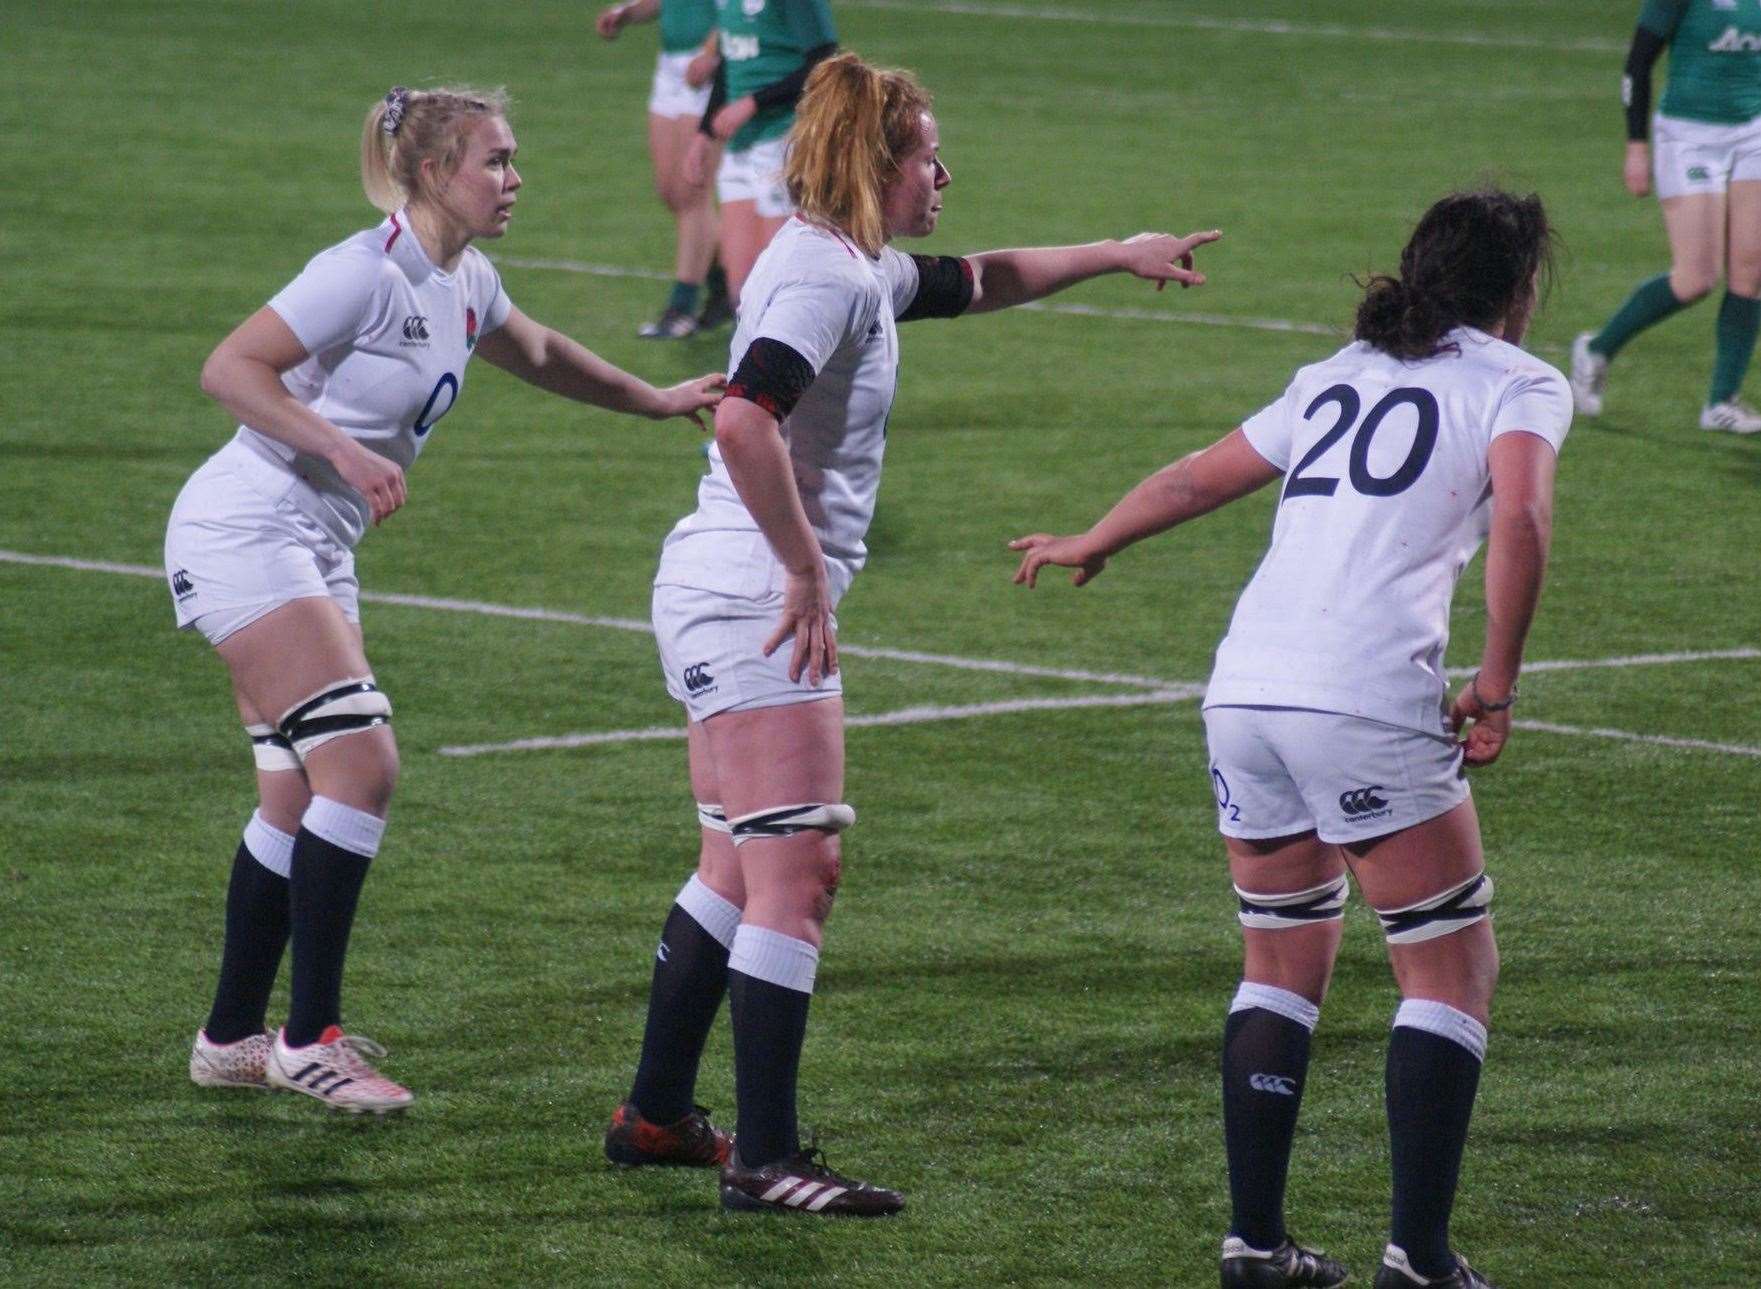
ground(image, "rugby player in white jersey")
xmin=1014 ymin=191 xmax=1568 ymax=1288
xmin=170 ymin=85 xmax=722 ymax=1113
xmin=601 ymin=51 xmax=1221 ymax=1213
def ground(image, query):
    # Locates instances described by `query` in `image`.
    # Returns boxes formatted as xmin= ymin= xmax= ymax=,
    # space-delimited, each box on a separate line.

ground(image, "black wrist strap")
xmin=1470 ymin=672 xmax=1518 ymax=712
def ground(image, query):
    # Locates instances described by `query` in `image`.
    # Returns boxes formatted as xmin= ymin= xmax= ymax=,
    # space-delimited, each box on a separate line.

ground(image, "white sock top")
xmin=301 ymin=795 xmax=386 ymax=858
xmin=1393 ymin=998 xmax=1488 ymax=1062
xmin=729 ymin=924 xmax=819 ymax=994
xmin=1230 ymin=980 xmax=1321 ymax=1032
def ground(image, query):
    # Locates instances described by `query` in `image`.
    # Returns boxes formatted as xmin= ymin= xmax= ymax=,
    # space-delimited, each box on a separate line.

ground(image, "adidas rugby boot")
xmin=638 ymin=306 xmax=699 ymax=340
xmin=1700 ymin=398 xmax=1761 ymax=434
xmin=603 ymin=1100 xmax=732 ymax=1167
xmin=719 ymin=1144 xmax=904 ymax=1216
xmin=266 ymin=1026 xmax=413 ymax=1114
xmin=1373 ymin=1244 xmax=1496 ymax=1288
xmin=1221 ymin=1235 xmax=1350 ymax=1287
xmin=189 ymin=1029 xmax=273 ymax=1089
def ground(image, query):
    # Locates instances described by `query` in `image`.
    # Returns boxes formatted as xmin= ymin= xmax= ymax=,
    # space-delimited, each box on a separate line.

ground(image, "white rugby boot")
xmin=266 ymin=1026 xmax=413 ymax=1114
xmin=1700 ymin=398 xmax=1761 ymax=434
xmin=1568 ymin=332 xmax=1607 ymax=416
xmin=189 ymin=1029 xmax=273 ymax=1089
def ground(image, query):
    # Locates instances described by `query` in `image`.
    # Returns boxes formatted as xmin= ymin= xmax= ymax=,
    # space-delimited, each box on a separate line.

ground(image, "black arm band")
xmin=727 ymin=337 xmax=817 ymax=421
xmin=700 ymin=61 xmax=727 ymax=136
xmin=750 ymin=42 xmax=837 ymax=110
xmin=1624 ymin=26 xmax=1666 ymax=141
xmin=896 ymin=256 xmax=976 ymax=323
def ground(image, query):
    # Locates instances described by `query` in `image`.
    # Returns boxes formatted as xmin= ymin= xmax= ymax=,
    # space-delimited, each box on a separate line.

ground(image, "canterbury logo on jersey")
xmin=170 ymin=568 xmax=195 ymax=600
xmin=1338 ymin=786 xmax=1391 ymax=816
xmin=1249 ymin=1074 xmax=1297 ymax=1096
xmin=682 ymin=663 xmax=716 ymax=694
xmin=401 ymin=315 xmax=431 ymax=345
xmin=1709 ymin=26 xmax=1761 ymax=52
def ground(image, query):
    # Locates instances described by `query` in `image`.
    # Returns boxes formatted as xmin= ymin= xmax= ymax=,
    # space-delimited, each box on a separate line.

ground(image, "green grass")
xmin=3 ymin=1 xmax=1759 ymax=1284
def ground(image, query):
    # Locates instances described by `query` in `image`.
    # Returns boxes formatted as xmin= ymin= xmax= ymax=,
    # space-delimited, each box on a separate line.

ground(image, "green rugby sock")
xmin=1709 ymin=290 xmax=1761 ymax=405
xmin=1591 ymin=273 xmax=1690 ymax=359
xmin=667 ymin=280 xmax=703 ymax=314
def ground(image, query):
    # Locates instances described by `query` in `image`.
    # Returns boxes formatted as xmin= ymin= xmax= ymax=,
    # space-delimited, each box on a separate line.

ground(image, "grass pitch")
xmin=3 ymin=2 xmax=1758 ymax=1285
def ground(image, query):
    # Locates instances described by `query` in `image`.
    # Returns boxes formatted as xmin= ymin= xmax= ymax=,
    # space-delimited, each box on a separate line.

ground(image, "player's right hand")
xmin=595 ymin=3 xmax=626 ymax=39
xmin=764 ymin=566 xmax=838 ymax=686
xmin=336 ymin=442 xmax=407 ymax=525
xmin=1623 ymin=141 xmax=1651 ymax=198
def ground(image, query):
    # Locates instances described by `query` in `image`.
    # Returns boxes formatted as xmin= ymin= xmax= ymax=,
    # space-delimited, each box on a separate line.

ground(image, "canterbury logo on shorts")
xmin=682 ymin=663 xmax=715 ymax=694
xmin=1338 ymin=785 xmax=1390 ymax=817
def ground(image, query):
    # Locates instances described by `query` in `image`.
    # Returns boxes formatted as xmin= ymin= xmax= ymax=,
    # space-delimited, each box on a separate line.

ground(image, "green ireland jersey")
xmin=660 ymin=0 xmax=715 ymax=54
xmin=1641 ymin=0 xmax=1761 ymax=124
xmin=714 ymin=0 xmax=837 ymax=149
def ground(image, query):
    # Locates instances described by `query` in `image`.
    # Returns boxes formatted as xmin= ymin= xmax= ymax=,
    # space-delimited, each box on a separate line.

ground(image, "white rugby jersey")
xmin=1204 ymin=328 xmax=1572 ymax=735
xmin=656 ymin=216 xmax=927 ymax=603
xmin=210 ymin=210 xmax=510 ymax=547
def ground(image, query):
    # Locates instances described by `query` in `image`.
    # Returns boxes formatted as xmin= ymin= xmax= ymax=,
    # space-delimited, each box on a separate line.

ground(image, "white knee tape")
xmin=277 ymin=677 xmax=392 ymax=760
xmin=1377 ymin=872 xmax=1494 ymax=945
xmin=696 ymin=802 xmax=732 ymax=834
xmin=728 ymin=802 xmax=856 ymax=847
xmin=245 ymin=722 xmax=301 ymax=773
xmin=1235 ymin=875 xmax=1348 ymax=931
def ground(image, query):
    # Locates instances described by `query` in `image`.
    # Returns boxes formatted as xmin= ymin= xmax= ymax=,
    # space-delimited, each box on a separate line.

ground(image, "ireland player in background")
xmin=1572 ymin=0 xmax=1761 ymax=433
xmin=685 ymin=0 xmax=838 ymax=311
xmin=596 ymin=0 xmax=733 ymax=338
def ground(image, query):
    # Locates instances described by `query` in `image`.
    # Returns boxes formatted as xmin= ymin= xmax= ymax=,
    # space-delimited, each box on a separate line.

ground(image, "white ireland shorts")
xmin=716 ymin=135 xmax=792 ymax=217
xmin=653 ymin=582 xmax=841 ymax=723
xmin=164 ymin=457 xmax=360 ymax=646
xmin=1202 ymin=705 xmax=1468 ymax=844
xmin=649 ymin=50 xmax=712 ymax=120
xmin=1652 ymin=111 xmax=1761 ymax=199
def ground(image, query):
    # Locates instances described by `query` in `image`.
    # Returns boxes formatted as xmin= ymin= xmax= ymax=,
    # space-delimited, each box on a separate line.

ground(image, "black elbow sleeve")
xmin=1624 ymin=26 xmax=1666 ymax=141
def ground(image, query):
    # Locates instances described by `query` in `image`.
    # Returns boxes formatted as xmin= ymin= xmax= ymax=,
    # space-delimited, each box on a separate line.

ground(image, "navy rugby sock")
xmin=1221 ymin=982 xmax=1320 ymax=1249
xmin=203 ymin=816 xmax=294 ymax=1044
xmin=629 ymin=877 xmax=741 ymax=1124
xmin=727 ymin=925 xmax=818 ymax=1168
xmin=284 ymin=797 xmax=384 ymax=1048
xmin=1386 ymin=1000 xmax=1487 ymax=1279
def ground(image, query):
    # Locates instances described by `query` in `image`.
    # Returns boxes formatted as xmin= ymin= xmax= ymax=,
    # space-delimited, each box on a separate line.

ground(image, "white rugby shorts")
xmin=716 ymin=135 xmax=792 ymax=217
xmin=653 ymin=582 xmax=841 ymax=722
xmin=164 ymin=457 xmax=360 ymax=646
xmin=1652 ymin=111 xmax=1761 ymax=199
xmin=649 ymin=50 xmax=712 ymax=120
xmin=1203 ymin=705 xmax=1468 ymax=844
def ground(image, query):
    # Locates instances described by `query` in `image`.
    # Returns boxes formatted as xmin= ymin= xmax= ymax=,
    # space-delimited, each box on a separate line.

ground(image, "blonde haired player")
xmin=602 ymin=50 xmax=1219 ymax=1214
xmin=172 ymin=85 xmax=722 ymax=1113
xmin=1015 ymin=191 xmax=1567 ymax=1289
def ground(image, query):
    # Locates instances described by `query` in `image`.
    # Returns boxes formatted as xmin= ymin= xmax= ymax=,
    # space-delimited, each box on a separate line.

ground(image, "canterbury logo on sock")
xmin=1248 ymin=1073 xmax=1298 ymax=1096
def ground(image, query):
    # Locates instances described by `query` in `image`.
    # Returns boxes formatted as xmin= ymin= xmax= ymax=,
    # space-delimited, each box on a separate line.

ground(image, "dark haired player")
xmin=1015 ymin=191 xmax=1569 ymax=1288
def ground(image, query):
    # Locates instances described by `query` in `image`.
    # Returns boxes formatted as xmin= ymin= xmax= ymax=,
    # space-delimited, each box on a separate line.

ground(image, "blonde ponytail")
xmin=785 ymin=53 xmax=932 ymax=256
xmin=359 ymin=84 xmax=510 ymax=214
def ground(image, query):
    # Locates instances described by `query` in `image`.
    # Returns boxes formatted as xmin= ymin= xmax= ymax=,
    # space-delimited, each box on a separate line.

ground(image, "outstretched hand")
xmin=1009 ymin=532 xmax=1108 ymax=588
xmin=595 ymin=3 xmax=627 ymax=39
xmin=1120 ymin=229 xmax=1222 ymax=291
xmin=655 ymin=372 xmax=726 ymax=429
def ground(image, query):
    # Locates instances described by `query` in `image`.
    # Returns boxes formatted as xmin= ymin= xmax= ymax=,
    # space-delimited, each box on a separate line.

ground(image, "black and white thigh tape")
xmin=1234 ymin=875 xmax=1349 ymax=930
xmin=245 ymin=723 xmax=301 ymax=773
xmin=276 ymin=677 xmax=393 ymax=761
xmin=1376 ymin=872 xmax=1494 ymax=944
xmin=697 ymin=802 xmax=732 ymax=834
xmin=728 ymin=803 xmax=856 ymax=847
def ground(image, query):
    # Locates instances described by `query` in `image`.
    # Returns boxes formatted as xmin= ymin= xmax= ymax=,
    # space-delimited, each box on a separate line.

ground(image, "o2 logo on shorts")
xmin=1211 ymin=766 xmax=1241 ymax=823
xmin=413 ymin=372 xmax=458 ymax=438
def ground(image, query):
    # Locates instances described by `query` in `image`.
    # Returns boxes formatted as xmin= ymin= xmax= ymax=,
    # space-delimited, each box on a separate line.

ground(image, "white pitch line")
xmin=11 ymin=548 xmax=1759 ymax=758
xmin=1519 ymin=720 xmax=1761 ymax=760
xmin=838 ymin=0 xmax=1625 ymax=54
xmin=436 ymin=687 xmax=1202 ymax=757
xmin=493 ymin=254 xmax=1338 ymax=339
xmin=0 ymin=548 xmax=1177 ymax=689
